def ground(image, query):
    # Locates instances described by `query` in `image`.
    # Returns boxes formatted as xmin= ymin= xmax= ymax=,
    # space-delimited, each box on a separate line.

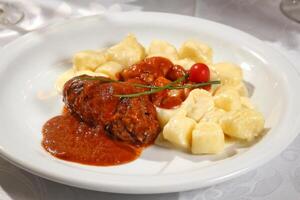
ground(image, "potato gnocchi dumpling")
xmin=163 ymin=115 xmax=196 ymax=149
xmin=179 ymin=39 xmax=213 ymax=65
xmin=213 ymin=62 xmax=243 ymax=85
xmin=106 ymin=34 xmax=146 ymax=67
xmin=147 ymin=39 xmax=179 ymax=60
xmin=214 ymin=89 xmax=242 ymax=112
xmin=215 ymin=82 xmax=248 ymax=97
xmin=221 ymin=108 xmax=265 ymax=141
xmin=240 ymin=97 xmax=255 ymax=109
xmin=73 ymin=50 xmax=107 ymax=71
xmin=172 ymin=58 xmax=195 ymax=70
xmin=182 ymin=89 xmax=214 ymax=122
xmin=95 ymin=61 xmax=123 ymax=80
xmin=200 ymin=108 xmax=226 ymax=124
xmin=207 ymin=65 xmax=220 ymax=92
xmin=155 ymin=106 xmax=181 ymax=127
xmin=154 ymin=132 xmax=174 ymax=149
xmin=192 ymin=122 xmax=225 ymax=154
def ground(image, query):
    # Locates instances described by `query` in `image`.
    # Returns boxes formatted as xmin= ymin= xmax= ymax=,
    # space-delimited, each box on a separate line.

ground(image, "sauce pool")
xmin=42 ymin=112 xmax=141 ymax=166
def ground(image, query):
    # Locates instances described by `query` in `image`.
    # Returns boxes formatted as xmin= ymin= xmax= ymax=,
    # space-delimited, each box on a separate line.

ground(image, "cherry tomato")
xmin=188 ymin=63 xmax=210 ymax=83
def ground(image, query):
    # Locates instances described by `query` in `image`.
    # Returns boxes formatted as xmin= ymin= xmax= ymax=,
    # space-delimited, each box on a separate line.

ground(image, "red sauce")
xmin=121 ymin=57 xmax=189 ymax=109
xmin=42 ymin=112 xmax=140 ymax=166
xmin=150 ymin=76 xmax=186 ymax=109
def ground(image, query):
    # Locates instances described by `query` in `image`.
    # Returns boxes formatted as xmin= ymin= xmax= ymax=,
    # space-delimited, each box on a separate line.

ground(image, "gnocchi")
xmin=200 ymin=108 xmax=226 ymax=124
xmin=155 ymin=106 xmax=181 ymax=127
xmin=95 ymin=61 xmax=123 ymax=80
xmin=214 ymin=88 xmax=242 ymax=111
xmin=215 ymin=82 xmax=248 ymax=97
xmin=182 ymin=89 xmax=214 ymax=122
xmin=192 ymin=122 xmax=225 ymax=154
xmin=179 ymin=39 xmax=213 ymax=65
xmin=163 ymin=115 xmax=196 ymax=150
xmin=172 ymin=58 xmax=195 ymax=70
xmin=213 ymin=62 xmax=243 ymax=85
xmin=221 ymin=108 xmax=265 ymax=141
xmin=147 ymin=39 xmax=179 ymax=60
xmin=73 ymin=50 xmax=107 ymax=71
xmin=106 ymin=34 xmax=146 ymax=67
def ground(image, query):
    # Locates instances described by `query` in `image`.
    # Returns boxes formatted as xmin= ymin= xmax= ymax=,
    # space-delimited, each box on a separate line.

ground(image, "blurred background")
xmin=0 ymin=1 xmax=299 ymax=200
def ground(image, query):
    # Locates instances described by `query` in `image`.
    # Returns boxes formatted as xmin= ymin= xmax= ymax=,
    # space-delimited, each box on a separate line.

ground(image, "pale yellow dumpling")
xmin=214 ymin=82 xmax=248 ymax=97
xmin=192 ymin=122 xmax=225 ymax=154
xmin=214 ymin=89 xmax=242 ymax=112
xmin=155 ymin=106 xmax=181 ymax=127
xmin=213 ymin=62 xmax=243 ymax=85
xmin=221 ymin=108 xmax=265 ymax=141
xmin=147 ymin=39 xmax=179 ymax=60
xmin=200 ymin=108 xmax=226 ymax=124
xmin=95 ymin=61 xmax=123 ymax=80
xmin=182 ymin=89 xmax=214 ymax=122
xmin=163 ymin=116 xmax=196 ymax=149
xmin=154 ymin=132 xmax=174 ymax=149
xmin=240 ymin=97 xmax=255 ymax=109
xmin=179 ymin=39 xmax=213 ymax=65
xmin=106 ymin=34 xmax=145 ymax=67
xmin=73 ymin=50 xmax=107 ymax=71
xmin=172 ymin=58 xmax=195 ymax=70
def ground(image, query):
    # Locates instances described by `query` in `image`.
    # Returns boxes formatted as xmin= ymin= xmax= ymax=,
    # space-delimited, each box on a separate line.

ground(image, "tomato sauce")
xmin=121 ymin=57 xmax=189 ymax=109
xmin=42 ymin=112 xmax=141 ymax=166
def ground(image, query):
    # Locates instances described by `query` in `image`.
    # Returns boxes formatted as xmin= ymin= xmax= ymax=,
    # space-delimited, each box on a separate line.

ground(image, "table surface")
xmin=0 ymin=0 xmax=300 ymax=199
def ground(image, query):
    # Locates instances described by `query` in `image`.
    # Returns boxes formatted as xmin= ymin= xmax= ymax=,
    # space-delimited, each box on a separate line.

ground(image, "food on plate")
xmin=43 ymin=34 xmax=265 ymax=166
xmin=214 ymin=88 xmax=242 ymax=112
xmin=95 ymin=61 xmax=123 ymax=80
xmin=106 ymin=34 xmax=146 ymax=67
xmin=191 ymin=122 xmax=224 ymax=154
xmin=181 ymin=89 xmax=214 ymax=122
xmin=147 ymin=39 xmax=179 ymax=60
xmin=63 ymin=76 xmax=160 ymax=145
xmin=220 ymin=108 xmax=265 ymax=141
xmin=73 ymin=50 xmax=107 ymax=71
xmin=163 ymin=113 xmax=196 ymax=150
xmin=213 ymin=62 xmax=243 ymax=86
xmin=178 ymin=39 xmax=213 ymax=65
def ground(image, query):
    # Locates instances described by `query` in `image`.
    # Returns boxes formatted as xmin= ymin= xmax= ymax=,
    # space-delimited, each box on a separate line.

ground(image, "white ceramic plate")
xmin=0 ymin=12 xmax=299 ymax=194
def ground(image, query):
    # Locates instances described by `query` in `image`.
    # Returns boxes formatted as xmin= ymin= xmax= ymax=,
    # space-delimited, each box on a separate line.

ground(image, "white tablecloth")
xmin=0 ymin=0 xmax=300 ymax=199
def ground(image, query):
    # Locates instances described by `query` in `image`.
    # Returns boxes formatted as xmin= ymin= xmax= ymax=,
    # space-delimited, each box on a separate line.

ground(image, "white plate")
xmin=0 ymin=12 xmax=300 ymax=194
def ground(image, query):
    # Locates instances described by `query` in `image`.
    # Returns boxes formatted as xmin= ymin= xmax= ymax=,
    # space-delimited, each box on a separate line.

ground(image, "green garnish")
xmin=78 ymin=74 xmax=221 ymax=98
xmin=115 ymin=80 xmax=220 ymax=98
